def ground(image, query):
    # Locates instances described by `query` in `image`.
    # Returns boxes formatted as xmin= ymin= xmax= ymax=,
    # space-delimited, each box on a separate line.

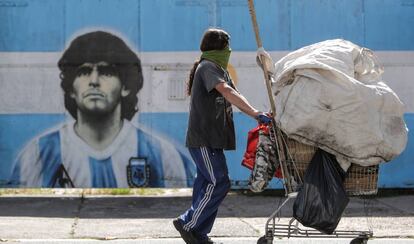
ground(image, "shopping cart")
xmin=257 ymin=123 xmax=379 ymax=244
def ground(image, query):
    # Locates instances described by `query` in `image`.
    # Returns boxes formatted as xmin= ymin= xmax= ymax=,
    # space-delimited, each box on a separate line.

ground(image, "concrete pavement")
xmin=0 ymin=190 xmax=413 ymax=243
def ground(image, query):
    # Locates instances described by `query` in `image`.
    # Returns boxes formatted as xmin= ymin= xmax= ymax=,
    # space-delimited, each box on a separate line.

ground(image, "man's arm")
xmin=215 ymin=82 xmax=260 ymax=118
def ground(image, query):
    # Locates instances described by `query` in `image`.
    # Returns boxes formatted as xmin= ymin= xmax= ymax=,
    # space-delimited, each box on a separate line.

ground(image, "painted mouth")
xmin=84 ymin=91 xmax=105 ymax=98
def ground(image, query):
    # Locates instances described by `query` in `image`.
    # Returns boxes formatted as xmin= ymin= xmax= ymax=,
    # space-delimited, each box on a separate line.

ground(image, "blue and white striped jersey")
xmin=9 ymin=120 xmax=195 ymax=188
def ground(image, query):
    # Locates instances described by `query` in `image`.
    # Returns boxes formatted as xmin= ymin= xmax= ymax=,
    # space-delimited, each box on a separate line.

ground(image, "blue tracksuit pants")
xmin=180 ymin=147 xmax=231 ymax=239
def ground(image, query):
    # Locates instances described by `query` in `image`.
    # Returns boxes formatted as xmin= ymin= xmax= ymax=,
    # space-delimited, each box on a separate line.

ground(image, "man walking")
xmin=173 ymin=28 xmax=271 ymax=244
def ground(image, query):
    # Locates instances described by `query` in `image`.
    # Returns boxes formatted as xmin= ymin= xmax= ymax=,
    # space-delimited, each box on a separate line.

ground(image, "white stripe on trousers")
xmin=183 ymin=147 xmax=216 ymax=231
xmin=201 ymin=147 xmax=216 ymax=185
xmin=183 ymin=147 xmax=214 ymax=230
xmin=186 ymin=147 xmax=216 ymax=228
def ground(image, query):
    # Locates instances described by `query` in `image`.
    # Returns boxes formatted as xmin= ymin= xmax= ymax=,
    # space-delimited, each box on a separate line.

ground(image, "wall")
xmin=0 ymin=0 xmax=413 ymax=188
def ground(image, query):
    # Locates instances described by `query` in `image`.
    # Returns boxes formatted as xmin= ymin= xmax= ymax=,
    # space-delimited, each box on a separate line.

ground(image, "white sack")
xmin=272 ymin=39 xmax=408 ymax=166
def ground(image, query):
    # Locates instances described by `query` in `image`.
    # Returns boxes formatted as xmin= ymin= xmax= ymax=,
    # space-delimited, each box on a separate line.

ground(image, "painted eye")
xmin=76 ymin=66 xmax=92 ymax=77
xmin=98 ymin=66 xmax=118 ymax=77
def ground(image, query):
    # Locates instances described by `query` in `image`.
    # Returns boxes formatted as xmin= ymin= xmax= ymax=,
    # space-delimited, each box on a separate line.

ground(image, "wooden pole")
xmin=247 ymin=0 xmax=276 ymax=116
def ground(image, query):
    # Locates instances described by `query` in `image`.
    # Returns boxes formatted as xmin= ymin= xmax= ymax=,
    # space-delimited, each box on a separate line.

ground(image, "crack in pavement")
xmin=70 ymin=190 xmax=86 ymax=238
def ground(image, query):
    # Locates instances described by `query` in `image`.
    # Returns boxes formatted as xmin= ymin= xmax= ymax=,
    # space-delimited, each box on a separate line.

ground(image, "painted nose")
xmin=89 ymin=66 xmax=100 ymax=87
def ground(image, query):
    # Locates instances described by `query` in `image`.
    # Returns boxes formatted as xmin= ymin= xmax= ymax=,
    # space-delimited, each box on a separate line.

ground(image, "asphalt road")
xmin=0 ymin=190 xmax=413 ymax=243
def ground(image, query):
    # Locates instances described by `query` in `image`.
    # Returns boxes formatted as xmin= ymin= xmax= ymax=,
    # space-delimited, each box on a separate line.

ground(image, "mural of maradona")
xmin=8 ymin=31 xmax=195 ymax=188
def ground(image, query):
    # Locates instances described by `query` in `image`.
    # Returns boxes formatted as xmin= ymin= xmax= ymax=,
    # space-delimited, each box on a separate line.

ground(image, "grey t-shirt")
xmin=186 ymin=59 xmax=236 ymax=150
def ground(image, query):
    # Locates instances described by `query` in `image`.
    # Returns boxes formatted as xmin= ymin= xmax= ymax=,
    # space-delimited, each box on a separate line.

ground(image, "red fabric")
xmin=275 ymin=165 xmax=282 ymax=178
xmin=241 ymin=124 xmax=282 ymax=178
xmin=241 ymin=125 xmax=261 ymax=170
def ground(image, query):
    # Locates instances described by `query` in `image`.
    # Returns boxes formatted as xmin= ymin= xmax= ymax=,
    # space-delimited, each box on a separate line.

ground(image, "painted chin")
xmin=81 ymin=98 xmax=120 ymax=113
xmin=80 ymin=104 xmax=111 ymax=116
xmin=84 ymin=99 xmax=107 ymax=108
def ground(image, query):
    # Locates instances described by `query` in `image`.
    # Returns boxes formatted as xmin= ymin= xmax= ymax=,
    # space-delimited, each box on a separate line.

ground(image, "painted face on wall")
xmin=70 ymin=61 xmax=130 ymax=116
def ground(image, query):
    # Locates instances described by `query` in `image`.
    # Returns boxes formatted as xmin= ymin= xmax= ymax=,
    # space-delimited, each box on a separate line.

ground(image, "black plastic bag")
xmin=293 ymin=149 xmax=349 ymax=234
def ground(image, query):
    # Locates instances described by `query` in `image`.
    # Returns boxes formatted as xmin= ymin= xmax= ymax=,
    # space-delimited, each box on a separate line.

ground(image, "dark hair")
xmin=58 ymin=31 xmax=143 ymax=120
xmin=187 ymin=28 xmax=230 ymax=95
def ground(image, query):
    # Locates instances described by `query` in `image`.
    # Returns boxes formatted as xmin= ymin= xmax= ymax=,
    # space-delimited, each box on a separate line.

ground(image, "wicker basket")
xmin=274 ymin=129 xmax=378 ymax=196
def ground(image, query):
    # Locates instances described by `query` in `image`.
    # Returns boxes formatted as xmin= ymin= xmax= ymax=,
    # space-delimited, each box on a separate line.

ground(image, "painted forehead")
xmin=78 ymin=61 xmax=110 ymax=67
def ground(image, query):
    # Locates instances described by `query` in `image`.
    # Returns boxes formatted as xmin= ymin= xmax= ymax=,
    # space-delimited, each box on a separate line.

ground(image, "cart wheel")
xmin=257 ymin=235 xmax=273 ymax=244
xmin=350 ymin=237 xmax=368 ymax=244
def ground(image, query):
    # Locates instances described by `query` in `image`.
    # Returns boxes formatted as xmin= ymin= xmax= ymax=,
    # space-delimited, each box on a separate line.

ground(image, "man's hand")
xmin=255 ymin=112 xmax=272 ymax=124
xmin=256 ymin=47 xmax=276 ymax=76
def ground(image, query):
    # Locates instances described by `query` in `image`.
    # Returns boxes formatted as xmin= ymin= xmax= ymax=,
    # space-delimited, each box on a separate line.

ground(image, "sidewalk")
xmin=0 ymin=190 xmax=413 ymax=243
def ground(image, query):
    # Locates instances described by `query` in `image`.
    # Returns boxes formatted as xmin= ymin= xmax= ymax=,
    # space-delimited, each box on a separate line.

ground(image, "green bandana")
xmin=201 ymin=46 xmax=231 ymax=70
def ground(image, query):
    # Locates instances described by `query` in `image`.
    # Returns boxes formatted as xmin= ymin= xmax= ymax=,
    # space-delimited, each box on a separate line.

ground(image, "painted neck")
xmin=74 ymin=104 xmax=123 ymax=150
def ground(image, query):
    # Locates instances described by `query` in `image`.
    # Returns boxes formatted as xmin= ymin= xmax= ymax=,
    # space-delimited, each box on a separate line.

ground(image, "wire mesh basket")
xmin=258 ymin=124 xmax=378 ymax=244
xmin=272 ymin=126 xmax=379 ymax=196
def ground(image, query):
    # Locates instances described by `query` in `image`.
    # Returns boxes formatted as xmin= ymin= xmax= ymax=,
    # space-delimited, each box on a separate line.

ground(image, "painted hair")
xmin=58 ymin=31 xmax=143 ymax=120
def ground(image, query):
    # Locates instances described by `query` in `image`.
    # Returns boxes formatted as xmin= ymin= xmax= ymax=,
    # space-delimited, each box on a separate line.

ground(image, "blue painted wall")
xmin=1 ymin=0 xmax=413 ymax=188
xmin=1 ymin=0 xmax=414 ymax=51
xmin=1 ymin=113 xmax=413 ymax=188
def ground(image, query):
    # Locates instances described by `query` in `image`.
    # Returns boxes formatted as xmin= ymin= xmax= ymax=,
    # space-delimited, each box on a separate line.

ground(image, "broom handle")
xmin=247 ymin=0 xmax=276 ymax=116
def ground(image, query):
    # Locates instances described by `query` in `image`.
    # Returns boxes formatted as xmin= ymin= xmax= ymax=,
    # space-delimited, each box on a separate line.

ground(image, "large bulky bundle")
xmin=271 ymin=39 xmax=408 ymax=167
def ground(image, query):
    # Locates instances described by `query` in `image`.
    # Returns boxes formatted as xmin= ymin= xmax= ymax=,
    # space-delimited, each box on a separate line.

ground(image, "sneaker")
xmin=199 ymin=237 xmax=215 ymax=244
xmin=193 ymin=233 xmax=215 ymax=244
xmin=173 ymin=218 xmax=198 ymax=244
